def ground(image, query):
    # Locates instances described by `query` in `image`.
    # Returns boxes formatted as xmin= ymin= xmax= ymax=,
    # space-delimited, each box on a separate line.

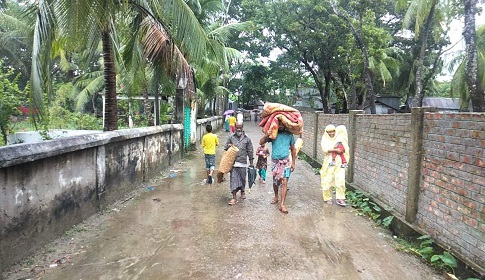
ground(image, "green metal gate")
xmin=184 ymin=107 xmax=191 ymax=149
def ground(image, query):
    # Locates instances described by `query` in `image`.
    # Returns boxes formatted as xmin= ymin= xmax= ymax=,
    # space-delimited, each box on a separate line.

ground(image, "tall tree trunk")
xmin=102 ymin=30 xmax=118 ymax=131
xmin=324 ymin=71 xmax=332 ymax=113
xmin=301 ymin=60 xmax=328 ymax=112
xmin=411 ymin=4 xmax=435 ymax=108
xmin=331 ymin=72 xmax=349 ymax=113
xmin=332 ymin=3 xmax=376 ymax=113
xmin=464 ymin=0 xmax=485 ymax=112
xmin=143 ymin=88 xmax=154 ymax=126
xmin=153 ymin=68 xmax=160 ymax=125
xmin=92 ymin=92 xmax=99 ymax=117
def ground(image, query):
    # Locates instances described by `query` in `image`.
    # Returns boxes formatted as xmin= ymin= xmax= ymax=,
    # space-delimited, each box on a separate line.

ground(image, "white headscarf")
xmin=321 ymin=124 xmax=349 ymax=164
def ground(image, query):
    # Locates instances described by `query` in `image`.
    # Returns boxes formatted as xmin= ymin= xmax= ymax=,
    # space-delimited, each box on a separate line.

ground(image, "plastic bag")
xmin=247 ymin=166 xmax=257 ymax=189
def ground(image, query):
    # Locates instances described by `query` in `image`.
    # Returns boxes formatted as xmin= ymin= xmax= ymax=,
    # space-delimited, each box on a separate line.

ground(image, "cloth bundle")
xmin=258 ymin=102 xmax=304 ymax=139
xmin=218 ymin=145 xmax=239 ymax=174
xmin=294 ymin=138 xmax=303 ymax=155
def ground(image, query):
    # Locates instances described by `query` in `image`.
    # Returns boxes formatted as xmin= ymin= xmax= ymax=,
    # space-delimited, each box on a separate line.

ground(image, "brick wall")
xmin=300 ymin=110 xmax=485 ymax=274
xmin=300 ymin=111 xmax=318 ymax=159
xmin=353 ymin=114 xmax=412 ymax=216
xmin=418 ymin=112 xmax=485 ymax=269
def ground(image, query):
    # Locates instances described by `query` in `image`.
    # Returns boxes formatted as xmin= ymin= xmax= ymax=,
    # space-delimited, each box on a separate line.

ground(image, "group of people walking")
xmin=202 ymin=117 xmax=350 ymax=213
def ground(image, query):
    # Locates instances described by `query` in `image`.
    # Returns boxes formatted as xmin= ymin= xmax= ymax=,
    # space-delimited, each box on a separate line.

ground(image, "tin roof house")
xmin=407 ymin=97 xmax=465 ymax=112
xmin=292 ymin=88 xmax=323 ymax=110
xmin=363 ymin=96 xmax=402 ymax=114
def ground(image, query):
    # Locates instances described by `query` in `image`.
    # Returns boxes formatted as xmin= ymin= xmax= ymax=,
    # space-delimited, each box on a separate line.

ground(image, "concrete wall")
xmin=299 ymin=109 xmax=485 ymax=275
xmin=0 ymin=117 xmax=222 ymax=273
xmin=195 ymin=116 xmax=225 ymax=146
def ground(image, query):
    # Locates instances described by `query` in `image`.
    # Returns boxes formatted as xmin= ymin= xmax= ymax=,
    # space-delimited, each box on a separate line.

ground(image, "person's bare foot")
xmin=241 ymin=192 xmax=246 ymax=199
xmin=279 ymin=205 xmax=288 ymax=214
xmin=336 ymin=199 xmax=347 ymax=207
xmin=271 ymin=198 xmax=279 ymax=204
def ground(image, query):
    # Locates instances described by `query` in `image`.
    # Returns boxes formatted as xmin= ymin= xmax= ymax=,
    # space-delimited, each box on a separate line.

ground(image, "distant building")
xmin=407 ymin=97 xmax=464 ymax=112
xmin=253 ymin=100 xmax=265 ymax=110
xmin=364 ymin=96 xmax=402 ymax=114
xmin=292 ymin=88 xmax=323 ymax=110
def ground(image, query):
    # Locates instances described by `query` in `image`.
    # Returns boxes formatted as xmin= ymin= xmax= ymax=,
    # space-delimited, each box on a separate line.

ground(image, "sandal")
xmin=336 ymin=199 xmax=347 ymax=207
xmin=279 ymin=206 xmax=289 ymax=214
xmin=228 ymin=199 xmax=238 ymax=205
xmin=270 ymin=198 xmax=279 ymax=204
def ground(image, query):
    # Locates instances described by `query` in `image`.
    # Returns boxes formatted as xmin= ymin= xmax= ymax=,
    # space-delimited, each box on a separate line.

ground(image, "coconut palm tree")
xmin=27 ymin=0 xmax=210 ymax=131
xmin=396 ymin=0 xmax=445 ymax=108
xmin=0 ymin=1 xmax=33 ymax=89
xmin=463 ymin=0 xmax=485 ymax=111
xmin=450 ymin=25 xmax=485 ymax=110
xmin=186 ymin=0 xmax=252 ymax=115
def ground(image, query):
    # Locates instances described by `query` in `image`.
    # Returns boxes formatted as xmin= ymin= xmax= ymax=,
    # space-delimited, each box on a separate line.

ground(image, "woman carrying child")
xmin=320 ymin=124 xmax=350 ymax=206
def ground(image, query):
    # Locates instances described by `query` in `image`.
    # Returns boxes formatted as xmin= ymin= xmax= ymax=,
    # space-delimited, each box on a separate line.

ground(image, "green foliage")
xmin=347 ymin=189 xmax=460 ymax=276
xmin=64 ymin=225 xmax=87 ymax=237
xmin=25 ymin=258 xmax=35 ymax=266
xmin=345 ymin=190 xmax=394 ymax=227
xmin=47 ymin=105 xmax=102 ymax=130
xmin=0 ymin=59 xmax=25 ymax=145
xmin=395 ymin=235 xmax=458 ymax=274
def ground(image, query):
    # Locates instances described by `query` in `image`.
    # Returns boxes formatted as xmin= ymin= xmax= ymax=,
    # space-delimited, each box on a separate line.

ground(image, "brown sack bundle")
xmin=218 ymin=145 xmax=239 ymax=174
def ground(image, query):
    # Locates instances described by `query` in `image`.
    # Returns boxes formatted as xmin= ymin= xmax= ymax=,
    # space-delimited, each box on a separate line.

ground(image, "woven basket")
xmin=218 ymin=146 xmax=239 ymax=173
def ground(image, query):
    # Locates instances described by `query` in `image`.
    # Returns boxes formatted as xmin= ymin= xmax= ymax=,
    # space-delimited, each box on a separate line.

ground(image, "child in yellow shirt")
xmin=201 ymin=124 xmax=219 ymax=184
xmin=228 ymin=114 xmax=237 ymax=133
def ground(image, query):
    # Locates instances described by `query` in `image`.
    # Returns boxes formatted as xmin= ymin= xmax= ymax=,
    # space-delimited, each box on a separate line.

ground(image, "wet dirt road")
xmin=4 ymin=121 xmax=444 ymax=280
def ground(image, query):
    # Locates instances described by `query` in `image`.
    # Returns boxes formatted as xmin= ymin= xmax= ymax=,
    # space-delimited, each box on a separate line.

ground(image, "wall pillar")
xmin=347 ymin=110 xmax=363 ymax=183
xmin=313 ymin=112 xmax=319 ymax=159
xmin=405 ymin=107 xmax=432 ymax=222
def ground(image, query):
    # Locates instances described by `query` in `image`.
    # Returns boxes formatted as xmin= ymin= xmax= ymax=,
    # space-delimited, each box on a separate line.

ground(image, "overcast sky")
xmin=262 ymin=9 xmax=485 ymax=81
xmin=438 ymin=8 xmax=485 ymax=80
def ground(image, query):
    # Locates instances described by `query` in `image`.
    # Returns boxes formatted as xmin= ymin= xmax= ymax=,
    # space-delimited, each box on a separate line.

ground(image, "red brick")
xmin=471 ymin=130 xmax=482 ymax=139
xmin=453 ymin=161 xmax=465 ymax=170
xmin=475 ymin=158 xmax=485 ymax=167
xmin=460 ymin=155 xmax=473 ymax=164
xmin=479 ymin=140 xmax=485 ymax=148
xmin=463 ymin=216 xmax=478 ymax=228
xmin=444 ymin=183 xmax=456 ymax=192
xmin=451 ymin=177 xmax=464 ymax=187
xmin=464 ymin=200 xmax=477 ymax=210
xmin=457 ymin=187 xmax=469 ymax=196
xmin=451 ymin=193 xmax=464 ymax=203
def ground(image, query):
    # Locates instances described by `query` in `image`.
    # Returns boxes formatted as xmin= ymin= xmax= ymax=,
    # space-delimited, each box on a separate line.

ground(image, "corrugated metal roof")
xmin=421 ymin=97 xmax=461 ymax=110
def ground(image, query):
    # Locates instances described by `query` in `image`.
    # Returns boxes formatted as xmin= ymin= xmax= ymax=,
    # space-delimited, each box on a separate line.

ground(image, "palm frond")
xmin=207 ymin=21 xmax=253 ymax=44
xmin=153 ymin=0 xmax=213 ymax=63
xmin=141 ymin=18 xmax=192 ymax=88
xmin=30 ymin=0 xmax=56 ymax=124
xmin=74 ymin=75 xmax=105 ymax=111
